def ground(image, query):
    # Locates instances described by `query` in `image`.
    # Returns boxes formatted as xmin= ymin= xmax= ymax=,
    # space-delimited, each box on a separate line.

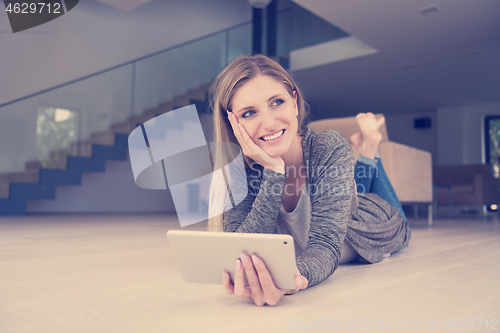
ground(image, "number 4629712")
xmin=5 ymin=2 xmax=62 ymax=14
xmin=443 ymin=319 xmax=498 ymax=330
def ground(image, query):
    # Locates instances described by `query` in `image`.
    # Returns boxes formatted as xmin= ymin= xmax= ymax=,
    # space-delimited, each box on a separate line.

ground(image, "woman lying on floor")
xmin=208 ymin=55 xmax=410 ymax=306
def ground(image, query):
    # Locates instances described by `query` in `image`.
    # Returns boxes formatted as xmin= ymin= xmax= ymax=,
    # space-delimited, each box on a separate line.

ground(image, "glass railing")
xmin=0 ymin=4 xmax=347 ymax=177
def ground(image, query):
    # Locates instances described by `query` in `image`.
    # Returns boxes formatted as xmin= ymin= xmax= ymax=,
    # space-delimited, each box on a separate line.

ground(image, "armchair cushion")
xmin=307 ymin=115 xmax=389 ymax=143
xmin=378 ymin=142 xmax=432 ymax=203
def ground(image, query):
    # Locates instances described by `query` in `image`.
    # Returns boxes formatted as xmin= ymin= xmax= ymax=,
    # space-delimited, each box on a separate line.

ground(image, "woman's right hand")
xmin=222 ymin=254 xmax=308 ymax=306
xmin=227 ymin=111 xmax=285 ymax=174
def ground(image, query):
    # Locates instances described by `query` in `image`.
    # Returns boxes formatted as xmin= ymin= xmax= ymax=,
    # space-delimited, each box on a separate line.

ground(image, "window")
xmin=36 ymin=106 xmax=79 ymax=169
xmin=484 ymin=116 xmax=500 ymax=178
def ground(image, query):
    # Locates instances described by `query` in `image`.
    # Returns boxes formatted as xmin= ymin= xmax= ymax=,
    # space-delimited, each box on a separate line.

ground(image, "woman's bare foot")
xmin=349 ymin=113 xmax=384 ymax=159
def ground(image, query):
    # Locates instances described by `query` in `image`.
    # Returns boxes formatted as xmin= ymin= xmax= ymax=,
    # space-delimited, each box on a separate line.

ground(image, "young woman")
xmin=208 ymin=55 xmax=410 ymax=306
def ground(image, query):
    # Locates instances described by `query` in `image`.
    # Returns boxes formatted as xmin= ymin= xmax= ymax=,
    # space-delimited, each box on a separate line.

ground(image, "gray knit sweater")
xmin=223 ymin=128 xmax=409 ymax=287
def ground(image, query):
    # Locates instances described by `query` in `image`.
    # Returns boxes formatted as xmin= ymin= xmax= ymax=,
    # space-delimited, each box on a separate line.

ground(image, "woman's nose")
xmin=260 ymin=111 xmax=277 ymax=130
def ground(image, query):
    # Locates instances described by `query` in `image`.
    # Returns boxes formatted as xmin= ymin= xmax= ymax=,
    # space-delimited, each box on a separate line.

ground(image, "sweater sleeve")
xmin=223 ymin=165 xmax=288 ymax=234
xmin=296 ymin=130 xmax=355 ymax=287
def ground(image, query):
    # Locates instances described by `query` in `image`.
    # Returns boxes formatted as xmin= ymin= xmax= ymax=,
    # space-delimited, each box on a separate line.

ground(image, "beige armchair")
xmin=308 ymin=114 xmax=434 ymax=225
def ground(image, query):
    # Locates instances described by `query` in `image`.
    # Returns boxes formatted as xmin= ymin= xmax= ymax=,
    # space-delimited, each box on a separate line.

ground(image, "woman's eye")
xmin=242 ymin=110 xmax=255 ymax=118
xmin=272 ymin=99 xmax=284 ymax=107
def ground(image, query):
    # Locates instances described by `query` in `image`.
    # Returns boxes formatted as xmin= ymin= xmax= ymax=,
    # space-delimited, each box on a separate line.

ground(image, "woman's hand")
xmin=222 ymin=253 xmax=308 ymax=306
xmin=227 ymin=111 xmax=285 ymax=174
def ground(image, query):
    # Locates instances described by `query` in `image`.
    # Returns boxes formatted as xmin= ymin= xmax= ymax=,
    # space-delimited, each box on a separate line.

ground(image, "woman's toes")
xmin=350 ymin=131 xmax=363 ymax=148
xmin=356 ymin=113 xmax=367 ymax=121
xmin=376 ymin=116 xmax=385 ymax=128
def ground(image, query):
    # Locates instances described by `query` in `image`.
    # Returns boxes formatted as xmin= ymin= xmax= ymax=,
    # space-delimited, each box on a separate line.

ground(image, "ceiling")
xmin=291 ymin=0 xmax=500 ymax=118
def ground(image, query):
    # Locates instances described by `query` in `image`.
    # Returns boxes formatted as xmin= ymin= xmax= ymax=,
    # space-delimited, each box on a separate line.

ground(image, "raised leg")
xmin=351 ymin=113 xmax=409 ymax=227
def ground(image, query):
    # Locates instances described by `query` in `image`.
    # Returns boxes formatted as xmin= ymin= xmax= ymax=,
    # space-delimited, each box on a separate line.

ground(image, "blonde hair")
xmin=207 ymin=55 xmax=308 ymax=232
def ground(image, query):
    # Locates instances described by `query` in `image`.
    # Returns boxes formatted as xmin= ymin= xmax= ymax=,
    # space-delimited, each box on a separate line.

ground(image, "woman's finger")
xmin=227 ymin=111 xmax=284 ymax=173
xmin=251 ymin=255 xmax=276 ymax=291
xmin=228 ymin=113 xmax=253 ymax=156
xmin=228 ymin=112 xmax=261 ymax=154
xmin=228 ymin=113 xmax=256 ymax=154
xmin=251 ymin=255 xmax=286 ymax=305
xmin=222 ymin=271 xmax=234 ymax=294
xmin=226 ymin=112 xmax=240 ymax=140
xmin=294 ymin=267 xmax=308 ymax=290
xmin=233 ymin=259 xmax=252 ymax=300
xmin=233 ymin=119 xmax=274 ymax=165
xmin=240 ymin=253 xmax=265 ymax=306
xmin=294 ymin=274 xmax=308 ymax=290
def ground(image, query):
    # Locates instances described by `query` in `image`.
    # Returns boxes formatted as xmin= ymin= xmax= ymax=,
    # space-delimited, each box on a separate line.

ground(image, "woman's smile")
xmin=260 ymin=129 xmax=285 ymax=142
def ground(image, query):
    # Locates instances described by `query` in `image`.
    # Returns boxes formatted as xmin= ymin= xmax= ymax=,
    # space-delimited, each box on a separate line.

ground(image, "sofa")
xmin=433 ymin=164 xmax=499 ymax=215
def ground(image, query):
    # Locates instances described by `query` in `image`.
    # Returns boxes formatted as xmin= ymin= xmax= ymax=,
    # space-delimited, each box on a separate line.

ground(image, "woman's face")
xmin=230 ymin=75 xmax=298 ymax=158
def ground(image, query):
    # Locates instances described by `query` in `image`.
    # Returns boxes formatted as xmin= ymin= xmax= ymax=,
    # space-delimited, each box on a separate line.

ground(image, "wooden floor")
xmin=1 ymin=214 xmax=499 ymax=333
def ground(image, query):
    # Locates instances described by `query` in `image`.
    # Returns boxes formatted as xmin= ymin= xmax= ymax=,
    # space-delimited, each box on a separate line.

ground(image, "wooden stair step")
xmin=108 ymin=85 xmax=209 ymax=135
xmin=90 ymin=131 xmax=116 ymax=146
xmin=70 ymin=140 xmax=93 ymax=157
xmin=25 ymin=160 xmax=42 ymax=170
xmin=171 ymin=95 xmax=191 ymax=107
xmin=186 ymin=83 xmax=210 ymax=102
xmin=150 ymin=103 xmax=175 ymax=115
xmin=0 ymin=170 xmax=39 ymax=184
xmin=109 ymin=121 xmax=134 ymax=134
xmin=129 ymin=113 xmax=158 ymax=125
xmin=156 ymin=101 xmax=176 ymax=113
xmin=0 ymin=183 xmax=9 ymax=199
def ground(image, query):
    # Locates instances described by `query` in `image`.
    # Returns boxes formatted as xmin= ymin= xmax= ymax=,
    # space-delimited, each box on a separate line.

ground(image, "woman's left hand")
xmin=222 ymin=253 xmax=308 ymax=306
xmin=227 ymin=111 xmax=285 ymax=174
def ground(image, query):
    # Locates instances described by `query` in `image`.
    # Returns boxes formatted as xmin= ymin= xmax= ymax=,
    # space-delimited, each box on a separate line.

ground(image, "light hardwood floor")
xmin=1 ymin=214 xmax=499 ymax=333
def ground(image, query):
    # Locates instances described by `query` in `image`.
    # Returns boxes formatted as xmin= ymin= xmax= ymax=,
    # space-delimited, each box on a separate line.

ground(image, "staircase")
xmin=0 ymin=84 xmax=212 ymax=215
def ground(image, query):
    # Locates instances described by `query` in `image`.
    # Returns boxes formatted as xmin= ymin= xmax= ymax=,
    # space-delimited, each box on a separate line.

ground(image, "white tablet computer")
xmin=167 ymin=230 xmax=297 ymax=289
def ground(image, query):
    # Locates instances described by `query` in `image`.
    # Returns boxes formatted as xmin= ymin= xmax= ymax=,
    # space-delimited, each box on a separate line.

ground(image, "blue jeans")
xmin=354 ymin=155 xmax=409 ymax=229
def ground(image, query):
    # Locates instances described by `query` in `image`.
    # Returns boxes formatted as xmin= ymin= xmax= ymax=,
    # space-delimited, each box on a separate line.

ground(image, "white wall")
xmin=0 ymin=0 xmax=251 ymax=106
xmin=436 ymin=107 xmax=465 ymax=165
xmin=385 ymin=110 xmax=438 ymax=165
xmin=436 ymin=103 xmax=500 ymax=165
xmin=385 ymin=103 xmax=500 ymax=167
